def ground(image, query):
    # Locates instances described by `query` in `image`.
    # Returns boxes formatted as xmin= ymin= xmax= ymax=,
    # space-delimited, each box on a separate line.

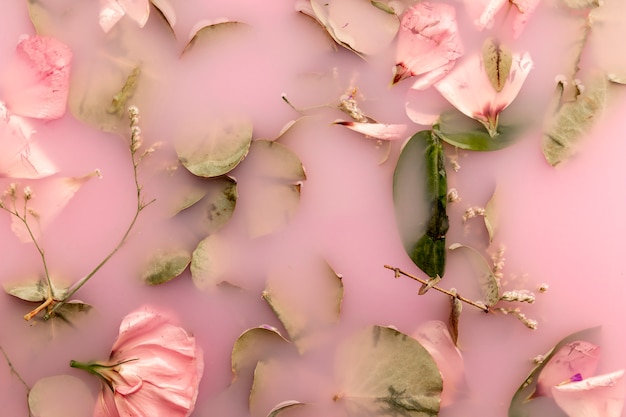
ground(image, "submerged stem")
xmin=384 ymin=265 xmax=489 ymax=312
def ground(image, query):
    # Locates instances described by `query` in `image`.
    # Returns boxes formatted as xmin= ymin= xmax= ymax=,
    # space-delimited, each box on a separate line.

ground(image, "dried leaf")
xmin=29 ymin=375 xmax=94 ymax=417
xmin=267 ymin=401 xmax=307 ymax=417
xmin=393 ymin=130 xmax=448 ymax=278
xmin=190 ymin=234 xmax=231 ymax=290
xmin=561 ymin=0 xmax=601 ymax=8
xmin=448 ymin=289 xmax=462 ymax=346
xmin=182 ymin=20 xmax=250 ymax=56
xmin=334 ymin=326 xmax=442 ymax=417
xmin=542 ymin=75 xmax=607 ymax=166
xmin=482 ymin=38 xmax=512 ymax=92
xmin=3 ymin=277 xmax=69 ymax=302
xmin=194 ymin=176 xmax=237 ymax=234
xmin=231 ymin=326 xmax=292 ymax=384
xmin=449 ymin=243 xmax=500 ymax=307
xmin=484 ymin=186 xmax=499 ymax=243
xmin=175 ymin=116 xmax=253 ymax=178
xmin=333 ymin=120 xmax=408 ymax=141
xmin=142 ymin=249 xmax=191 ymax=285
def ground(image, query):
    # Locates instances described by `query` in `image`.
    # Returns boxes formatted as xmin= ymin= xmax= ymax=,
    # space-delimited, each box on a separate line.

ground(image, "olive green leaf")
xmin=142 ymin=249 xmax=191 ymax=285
xmin=483 ymin=38 xmax=512 ymax=93
xmin=181 ymin=20 xmax=251 ymax=56
xmin=231 ymin=326 xmax=292 ymax=384
xmin=190 ymin=234 xmax=232 ymax=290
xmin=334 ymin=325 xmax=443 ymax=417
xmin=433 ymin=112 xmax=521 ymax=151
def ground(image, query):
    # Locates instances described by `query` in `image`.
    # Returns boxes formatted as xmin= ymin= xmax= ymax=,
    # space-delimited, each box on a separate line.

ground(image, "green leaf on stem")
xmin=3 ymin=278 xmax=68 ymax=302
xmin=393 ymin=130 xmax=448 ymax=278
xmin=175 ymin=116 xmax=253 ymax=178
xmin=334 ymin=325 xmax=442 ymax=417
xmin=508 ymin=327 xmax=601 ymax=417
xmin=542 ymin=75 xmax=607 ymax=166
xmin=142 ymin=249 xmax=191 ymax=285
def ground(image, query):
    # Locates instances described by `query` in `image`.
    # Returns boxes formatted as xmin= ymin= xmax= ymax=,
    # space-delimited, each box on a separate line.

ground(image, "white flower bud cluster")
xmin=500 ymin=289 xmax=536 ymax=303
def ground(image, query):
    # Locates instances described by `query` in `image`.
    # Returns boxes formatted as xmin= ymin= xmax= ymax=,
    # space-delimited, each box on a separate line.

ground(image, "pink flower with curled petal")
xmin=393 ymin=2 xmax=464 ymax=88
xmin=71 ymin=307 xmax=204 ymax=417
xmin=434 ymin=50 xmax=533 ymax=137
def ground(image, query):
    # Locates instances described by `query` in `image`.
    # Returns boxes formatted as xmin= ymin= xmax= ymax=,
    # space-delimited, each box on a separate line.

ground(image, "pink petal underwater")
xmin=0 ymin=104 xmax=57 ymax=179
xmin=413 ymin=320 xmax=464 ymax=407
xmin=535 ymin=340 xmax=601 ymax=398
xmin=552 ymin=370 xmax=626 ymax=417
xmin=463 ymin=0 xmax=540 ymax=39
xmin=119 ymin=0 xmax=150 ymax=28
xmin=333 ymin=120 xmax=408 ymax=141
xmin=0 ymin=35 xmax=72 ymax=120
xmin=434 ymin=50 xmax=532 ymax=135
xmin=99 ymin=0 xmax=125 ymax=33
xmin=99 ymin=0 xmax=151 ymax=32
xmin=393 ymin=2 xmax=464 ymax=87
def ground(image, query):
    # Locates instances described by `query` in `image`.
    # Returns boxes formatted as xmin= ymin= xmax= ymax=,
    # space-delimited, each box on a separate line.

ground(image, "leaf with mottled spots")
xmin=483 ymin=38 xmax=512 ymax=92
xmin=542 ymin=75 xmax=607 ymax=166
xmin=142 ymin=249 xmax=191 ymax=285
xmin=334 ymin=325 xmax=442 ymax=417
xmin=176 ymin=116 xmax=253 ymax=178
xmin=561 ymin=0 xmax=601 ymax=8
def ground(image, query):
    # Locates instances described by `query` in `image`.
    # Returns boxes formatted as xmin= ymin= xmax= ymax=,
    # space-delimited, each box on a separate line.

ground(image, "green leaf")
xmin=482 ymin=38 xmax=512 ymax=93
xmin=29 ymin=375 xmax=94 ymax=417
xmin=334 ymin=325 xmax=443 ymax=417
xmin=231 ymin=326 xmax=292 ymax=384
xmin=434 ymin=112 xmax=521 ymax=151
xmin=176 ymin=116 xmax=253 ymax=178
xmin=449 ymin=243 xmax=501 ymax=307
xmin=393 ymin=130 xmax=448 ymax=278
xmin=192 ymin=176 xmax=238 ymax=234
xmin=262 ymin=259 xmax=343 ymax=353
xmin=181 ymin=20 xmax=251 ymax=56
xmin=142 ymin=249 xmax=191 ymax=285
xmin=508 ymin=327 xmax=601 ymax=417
xmin=371 ymin=1 xmax=397 ymax=14
xmin=542 ymin=75 xmax=607 ymax=166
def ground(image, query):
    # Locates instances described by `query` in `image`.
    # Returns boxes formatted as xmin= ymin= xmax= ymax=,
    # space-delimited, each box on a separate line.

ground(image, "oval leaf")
xmin=142 ymin=249 xmax=191 ymax=285
xmin=267 ymin=401 xmax=307 ymax=417
xmin=449 ymin=243 xmax=501 ymax=307
xmin=433 ymin=112 xmax=521 ymax=151
xmin=231 ymin=326 xmax=292 ymax=384
xmin=482 ymin=38 xmax=512 ymax=93
xmin=29 ymin=375 xmax=94 ymax=417
xmin=176 ymin=116 xmax=253 ymax=178
xmin=190 ymin=234 xmax=232 ymax=290
xmin=182 ymin=20 xmax=250 ymax=56
xmin=334 ymin=325 xmax=442 ymax=417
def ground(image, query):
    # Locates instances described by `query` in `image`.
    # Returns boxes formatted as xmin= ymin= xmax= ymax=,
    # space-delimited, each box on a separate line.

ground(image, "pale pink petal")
xmin=333 ymin=120 xmax=408 ymax=140
xmin=119 ymin=0 xmax=150 ymax=28
xmin=10 ymin=174 xmax=98 ymax=242
xmin=393 ymin=2 xmax=464 ymax=86
xmin=99 ymin=0 xmax=125 ymax=33
xmin=405 ymin=87 xmax=450 ymax=126
xmin=464 ymin=0 xmax=507 ymax=31
xmin=0 ymin=35 xmax=72 ymax=120
xmin=535 ymin=340 xmax=601 ymax=398
xmin=94 ymin=388 xmax=121 ymax=417
xmin=434 ymin=51 xmax=532 ymax=136
xmin=150 ymin=0 xmax=176 ymax=27
xmin=552 ymin=370 xmax=626 ymax=417
xmin=413 ymin=320 xmax=464 ymax=407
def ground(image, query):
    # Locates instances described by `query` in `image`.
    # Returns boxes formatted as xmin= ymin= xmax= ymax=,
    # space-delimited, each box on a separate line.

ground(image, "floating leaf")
xmin=262 ymin=260 xmax=343 ymax=353
xmin=433 ymin=112 xmax=521 ymax=151
xmin=240 ymin=140 xmax=306 ymax=238
xmin=542 ymin=75 xmax=607 ymax=166
xmin=175 ymin=116 xmax=253 ymax=178
xmin=190 ymin=234 xmax=231 ymax=290
xmin=3 ymin=277 xmax=69 ymax=302
xmin=142 ymin=249 xmax=191 ymax=285
xmin=298 ymin=0 xmax=399 ymax=56
xmin=482 ymin=38 xmax=512 ymax=93
xmin=198 ymin=176 xmax=238 ymax=233
xmin=267 ymin=401 xmax=307 ymax=417
xmin=509 ymin=327 xmax=601 ymax=417
xmin=29 ymin=375 xmax=94 ymax=417
xmin=393 ymin=130 xmax=448 ymax=278
xmin=334 ymin=325 xmax=442 ymax=417
xmin=231 ymin=326 xmax=292 ymax=384
xmin=449 ymin=243 xmax=500 ymax=307
xmin=182 ymin=20 xmax=250 ymax=56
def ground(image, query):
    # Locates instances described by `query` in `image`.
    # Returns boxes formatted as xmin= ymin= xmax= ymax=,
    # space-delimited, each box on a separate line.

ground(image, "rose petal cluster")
xmin=71 ymin=307 xmax=204 ymax=417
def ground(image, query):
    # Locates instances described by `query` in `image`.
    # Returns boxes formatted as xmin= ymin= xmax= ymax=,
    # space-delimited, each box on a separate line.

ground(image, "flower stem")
xmin=384 ymin=265 xmax=490 ymax=312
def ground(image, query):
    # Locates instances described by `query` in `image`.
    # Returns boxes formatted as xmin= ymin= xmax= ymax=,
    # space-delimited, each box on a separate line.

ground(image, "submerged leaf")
xmin=334 ymin=325 xmax=442 ymax=417
xmin=193 ymin=176 xmax=238 ymax=233
xmin=509 ymin=327 xmax=601 ymax=417
xmin=190 ymin=234 xmax=232 ymax=290
xmin=182 ymin=20 xmax=250 ymax=55
xmin=151 ymin=0 xmax=177 ymax=33
xmin=484 ymin=186 xmax=499 ymax=243
xmin=176 ymin=116 xmax=253 ymax=178
xmin=394 ymin=130 xmax=448 ymax=278
xmin=482 ymin=38 xmax=512 ymax=93
xmin=262 ymin=260 xmax=343 ymax=353
xmin=267 ymin=401 xmax=307 ymax=417
xmin=333 ymin=120 xmax=408 ymax=141
xmin=542 ymin=75 xmax=607 ymax=166
xmin=29 ymin=375 xmax=94 ymax=417
xmin=3 ymin=277 xmax=69 ymax=302
xmin=142 ymin=249 xmax=191 ymax=285
xmin=433 ymin=112 xmax=521 ymax=151
xmin=449 ymin=243 xmax=500 ymax=307
xmin=231 ymin=326 xmax=291 ymax=384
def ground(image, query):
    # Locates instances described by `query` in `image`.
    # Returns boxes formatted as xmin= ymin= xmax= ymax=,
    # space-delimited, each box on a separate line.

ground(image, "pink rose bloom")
xmin=0 ymin=35 xmax=72 ymax=120
xmin=71 ymin=307 xmax=204 ymax=417
xmin=392 ymin=2 xmax=464 ymax=88
xmin=433 ymin=50 xmax=533 ymax=137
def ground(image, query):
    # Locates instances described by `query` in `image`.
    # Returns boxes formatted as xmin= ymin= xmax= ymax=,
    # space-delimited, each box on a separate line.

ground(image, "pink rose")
xmin=71 ymin=307 xmax=204 ymax=417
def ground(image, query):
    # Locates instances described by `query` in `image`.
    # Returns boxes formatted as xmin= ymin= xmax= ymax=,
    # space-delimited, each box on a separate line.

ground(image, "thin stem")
xmin=384 ymin=265 xmax=489 ymax=312
xmin=0 ymin=346 xmax=30 ymax=392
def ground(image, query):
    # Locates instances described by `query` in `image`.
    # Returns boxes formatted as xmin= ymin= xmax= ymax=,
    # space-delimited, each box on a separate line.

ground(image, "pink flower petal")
xmin=393 ymin=2 xmax=464 ymax=86
xmin=99 ymin=0 xmax=125 ymax=33
xmin=0 ymin=103 xmax=58 ymax=179
xmin=333 ymin=120 xmax=408 ymax=140
xmin=509 ymin=0 xmax=541 ymax=39
xmin=0 ymin=35 xmax=72 ymax=120
xmin=464 ymin=0 xmax=507 ymax=31
xmin=552 ymin=370 xmax=626 ymax=417
xmin=413 ymin=320 xmax=464 ymax=407
xmin=119 ymin=0 xmax=150 ymax=28
xmin=464 ymin=0 xmax=540 ymax=39
xmin=434 ymin=50 xmax=532 ymax=136
xmin=535 ymin=340 xmax=601 ymax=398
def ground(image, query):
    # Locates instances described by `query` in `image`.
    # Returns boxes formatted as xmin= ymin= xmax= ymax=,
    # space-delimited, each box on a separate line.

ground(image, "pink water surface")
xmin=1 ymin=1 xmax=626 ymax=417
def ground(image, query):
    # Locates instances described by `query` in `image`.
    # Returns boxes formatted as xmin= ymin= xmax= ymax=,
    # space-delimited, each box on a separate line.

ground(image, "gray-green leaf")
xmin=142 ymin=249 xmax=191 ymax=285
